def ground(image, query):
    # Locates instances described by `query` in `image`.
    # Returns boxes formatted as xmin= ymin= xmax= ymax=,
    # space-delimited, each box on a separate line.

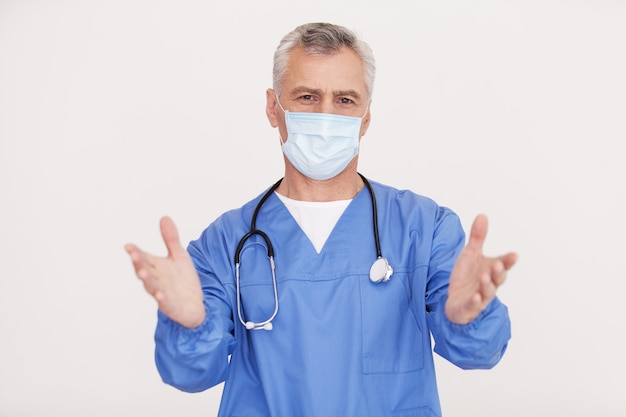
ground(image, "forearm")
xmin=154 ymin=303 xmax=235 ymax=392
xmin=428 ymin=296 xmax=511 ymax=370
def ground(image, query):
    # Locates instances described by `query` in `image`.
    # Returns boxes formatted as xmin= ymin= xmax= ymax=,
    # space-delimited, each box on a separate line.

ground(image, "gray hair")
xmin=272 ymin=22 xmax=376 ymax=100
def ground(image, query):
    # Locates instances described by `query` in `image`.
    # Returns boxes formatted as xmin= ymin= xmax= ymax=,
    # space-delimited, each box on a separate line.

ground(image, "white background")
xmin=1 ymin=1 xmax=625 ymax=416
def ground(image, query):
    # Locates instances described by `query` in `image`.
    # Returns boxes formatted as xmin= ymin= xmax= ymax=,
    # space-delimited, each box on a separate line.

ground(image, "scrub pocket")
xmin=359 ymin=273 xmax=424 ymax=374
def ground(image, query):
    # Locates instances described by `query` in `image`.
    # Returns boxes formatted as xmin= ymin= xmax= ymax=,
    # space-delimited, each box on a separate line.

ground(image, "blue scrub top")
xmin=154 ymin=179 xmax=511 ymax=417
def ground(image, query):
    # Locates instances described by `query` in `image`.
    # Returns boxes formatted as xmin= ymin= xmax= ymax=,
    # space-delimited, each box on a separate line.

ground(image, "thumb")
xmin=467 ymin=214 xmax=488 ymax=251
xmin=160 ymin=216 xmax=186 ymax=257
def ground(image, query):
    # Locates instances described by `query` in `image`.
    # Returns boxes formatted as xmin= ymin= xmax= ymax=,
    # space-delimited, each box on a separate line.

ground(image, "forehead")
xmin=282 ymin=46 xmax=368 ymax=96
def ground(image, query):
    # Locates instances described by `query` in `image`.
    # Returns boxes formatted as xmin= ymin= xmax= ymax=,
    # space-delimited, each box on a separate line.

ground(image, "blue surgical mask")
xmin=277 ymin=99 xmax=366 ymax=181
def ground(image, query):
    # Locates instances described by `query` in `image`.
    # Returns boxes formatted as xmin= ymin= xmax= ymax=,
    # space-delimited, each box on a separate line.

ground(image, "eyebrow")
xmin=289 ymin=86 xmax=363 ymax=100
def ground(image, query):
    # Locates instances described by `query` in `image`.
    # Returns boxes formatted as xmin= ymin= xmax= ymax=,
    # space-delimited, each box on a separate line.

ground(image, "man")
xmin=125 ymin=22 xmax=517 ymax=417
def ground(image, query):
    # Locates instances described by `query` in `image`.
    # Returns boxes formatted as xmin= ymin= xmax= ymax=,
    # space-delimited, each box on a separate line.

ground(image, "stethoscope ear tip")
xmin=245 ymin=321 xmax=274 ymax=331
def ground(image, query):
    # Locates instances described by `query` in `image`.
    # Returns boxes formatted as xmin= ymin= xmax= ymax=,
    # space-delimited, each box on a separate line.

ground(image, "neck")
xmin=276 ymin=160 xmax=363 ymax=202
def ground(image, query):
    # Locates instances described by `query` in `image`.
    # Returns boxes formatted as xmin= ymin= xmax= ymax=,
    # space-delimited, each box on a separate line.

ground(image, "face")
xmin=266 ymin=46 xmax=372 ymax=140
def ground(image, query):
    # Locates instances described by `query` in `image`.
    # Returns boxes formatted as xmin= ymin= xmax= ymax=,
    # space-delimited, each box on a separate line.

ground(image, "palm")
xmin=445 ymin=215 xmax=517 ymax=325
xmin=125 ymin=216 xmax=205 ymax=328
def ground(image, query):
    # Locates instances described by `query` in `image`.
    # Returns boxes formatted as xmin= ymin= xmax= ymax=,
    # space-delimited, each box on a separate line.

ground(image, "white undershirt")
xmin=275 ymin=193 xmax=352 ymax=254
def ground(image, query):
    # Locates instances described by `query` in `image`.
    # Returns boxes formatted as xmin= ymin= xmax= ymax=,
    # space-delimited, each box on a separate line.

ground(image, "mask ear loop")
xmin=275 ymin=93 xmax=289 ymax=145
xmin=275 ymin=93 xmax=287 ymax=114
xmin=360 ymin=101 xmax=371 ymax=119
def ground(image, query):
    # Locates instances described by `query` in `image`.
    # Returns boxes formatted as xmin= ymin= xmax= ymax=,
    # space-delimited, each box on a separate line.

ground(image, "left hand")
xmin=445 ymin=214 xmax=518 ymax=325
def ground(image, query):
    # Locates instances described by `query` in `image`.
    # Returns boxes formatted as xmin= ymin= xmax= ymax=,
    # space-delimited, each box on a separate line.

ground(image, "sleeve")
xmin=153 ymin=226 xmax=237 ymax=393
xmin=425 ymin=208 xmax=511 ymax=370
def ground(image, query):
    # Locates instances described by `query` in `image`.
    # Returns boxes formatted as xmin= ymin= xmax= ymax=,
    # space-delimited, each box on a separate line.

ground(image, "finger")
xmin=491 ymin=260 xmax=507 ymax=287
xmin=136 ymin=259 xmax=163 ymax=296
xmin=125 ymin=244 xmax=164 ymax=299
xmin=124 ymin=243 xmax=141 ymax=260
xmin=154 ymin=290 xmax=165 ymax=304
xmin=479 ymin=270 xmax=497 ymax=303
xmin=501 ymin=252 xmax=519 ymax=270
xmin=125 ymin=243 xmax=147 ymax=271
xmin=160 ymin=216 xmax=186 ymax=258
xmin=125 ymin=244 xmax=157 ymax=282
xmin=467 ymin=214 xmax=488 ymax=252
xmin=467 ymin=291 xmax=484 ymax=312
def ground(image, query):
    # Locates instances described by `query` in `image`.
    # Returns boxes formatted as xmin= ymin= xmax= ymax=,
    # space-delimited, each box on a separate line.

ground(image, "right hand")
xmin=125 ymin=216 xmax=206 ymax=328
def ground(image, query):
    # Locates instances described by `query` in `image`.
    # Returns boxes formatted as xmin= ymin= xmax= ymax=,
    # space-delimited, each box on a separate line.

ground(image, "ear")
xmin=266 ymin=88 xmax=280 ymax=127
xmin=359 ymin=102 xmax=372 ymax=137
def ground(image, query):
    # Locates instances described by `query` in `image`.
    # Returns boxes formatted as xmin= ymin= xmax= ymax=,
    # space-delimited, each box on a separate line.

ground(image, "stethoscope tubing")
xmin=358 ymin=173 xmax=382 ymax=259
xmin=234 ymin=173 xmax=390 ymax=330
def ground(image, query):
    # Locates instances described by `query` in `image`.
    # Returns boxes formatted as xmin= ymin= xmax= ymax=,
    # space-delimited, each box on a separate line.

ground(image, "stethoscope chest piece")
xmin=369 ymin=257 xmax=393 ymax=283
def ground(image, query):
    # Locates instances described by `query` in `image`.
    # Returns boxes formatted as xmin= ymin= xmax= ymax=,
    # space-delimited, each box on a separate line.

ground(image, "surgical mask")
xmin=277 ymin=99 xmax=366 ymax=181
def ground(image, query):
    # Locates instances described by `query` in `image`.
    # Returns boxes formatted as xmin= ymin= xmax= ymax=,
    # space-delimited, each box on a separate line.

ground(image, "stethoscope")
xmin=234 ymin=173 xmax=393 ymax=331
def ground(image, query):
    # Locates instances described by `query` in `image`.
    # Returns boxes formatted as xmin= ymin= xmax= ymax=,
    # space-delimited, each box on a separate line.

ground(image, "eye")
xmin=298 ymin=94 xmax=315 ymax=102
xmin=338 ymin=97 xmax=355 ymax=105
